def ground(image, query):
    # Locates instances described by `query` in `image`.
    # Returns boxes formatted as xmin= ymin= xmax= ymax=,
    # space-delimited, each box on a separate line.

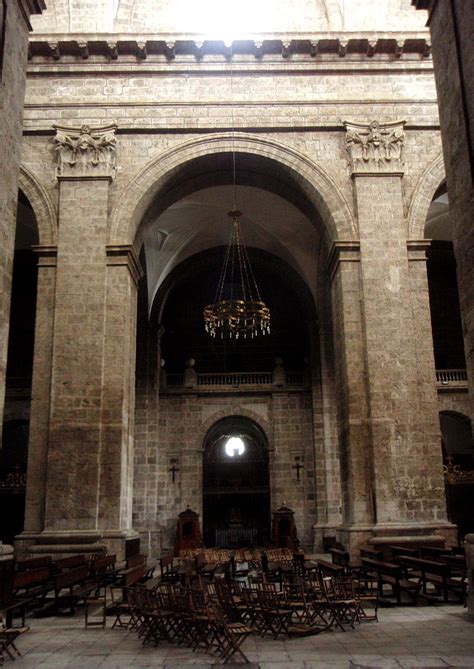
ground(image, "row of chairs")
xmin=114 ymin=569 xmax=378 ymax=663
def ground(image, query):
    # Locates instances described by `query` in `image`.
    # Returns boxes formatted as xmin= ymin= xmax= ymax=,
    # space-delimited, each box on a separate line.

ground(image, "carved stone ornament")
xmin=343 ymin=119 xmax=406 ymax=174
xmin=53 ymin=124 xmax=117 ymax=178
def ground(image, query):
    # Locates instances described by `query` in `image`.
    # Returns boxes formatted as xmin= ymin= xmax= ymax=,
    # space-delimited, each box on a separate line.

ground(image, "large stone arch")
xmin=407 ymin=152 xmax=446 ymax=240
xmin=109 ymin=132 xmax=356 ymax=246
xmin=18 ymin=166 xmax=57 ymax=246
xmin=197 ymin=407 xmax=271 ymax=454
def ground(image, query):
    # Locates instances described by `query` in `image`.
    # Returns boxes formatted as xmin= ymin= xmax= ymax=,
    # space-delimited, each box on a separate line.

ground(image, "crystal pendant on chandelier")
xmin=203 ymin=209 xmax=271 ymax=340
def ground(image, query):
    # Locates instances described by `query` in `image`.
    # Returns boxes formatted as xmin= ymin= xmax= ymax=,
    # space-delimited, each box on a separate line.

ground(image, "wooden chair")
xmin=318 ymin=574 xmax=358 ymax=631
xmin=0 ymin=614 xmax=29 ymax=663
xmin=206 ymin=601 xmax=252 ymax=664
xmin=255 ymin=584 xmax=293 ymax=638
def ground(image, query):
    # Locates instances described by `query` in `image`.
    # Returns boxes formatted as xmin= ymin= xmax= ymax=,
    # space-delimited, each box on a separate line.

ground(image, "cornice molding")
xmin=17 ymin=0 xmax=46 ymax=31
xmin=27 ymin=32 xmax=432 ymax=62
xmin=32 ymin=244 xmax=57 ymax=267
xmin=106 ymin=245 xmax=144 ymax=285
xmin=326 ymin=241 xmax=361 ymax=282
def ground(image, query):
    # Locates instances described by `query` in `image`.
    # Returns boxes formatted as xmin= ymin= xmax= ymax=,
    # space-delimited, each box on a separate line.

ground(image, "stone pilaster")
xmin=0 ymin=0 xmax=44 ymax=441
xmin=97 ymin=247 xmax=142 ymax=554
xmin=344 ymin=120 xmax=455 ymax=544
xmin=413 ymin=0 xmax=474 ymax=418
xmin=20 ymin=125 xmax=140 ymax=558
xmin=328 ymin=242 xmax=375 ymax=552
xmin=312 ymin=322 xmax=343 ymax=551
xmin=22 ymin=247 xmax=57 ymax=535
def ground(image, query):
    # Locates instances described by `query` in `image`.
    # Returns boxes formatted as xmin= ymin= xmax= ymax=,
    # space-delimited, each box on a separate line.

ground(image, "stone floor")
xmin=4 ymin=604 xmax=474 ymax=669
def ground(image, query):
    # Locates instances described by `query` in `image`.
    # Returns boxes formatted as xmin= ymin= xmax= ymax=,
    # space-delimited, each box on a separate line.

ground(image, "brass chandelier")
xmin=203 ymin=209 xmax=271 ymax=339
xmin=203 ymin=47 xmax=270 ymax=340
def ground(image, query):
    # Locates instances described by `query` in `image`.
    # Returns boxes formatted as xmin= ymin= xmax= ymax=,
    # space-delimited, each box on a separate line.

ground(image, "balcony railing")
xmin=436 ymin=369 xmax=468 ymax=389
xmin=162 ymin=370 xmax=307 ymax=391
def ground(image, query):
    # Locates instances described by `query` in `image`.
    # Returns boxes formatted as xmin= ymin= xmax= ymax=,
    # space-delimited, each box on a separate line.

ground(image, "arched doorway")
xmin=440 ymin=411 xmax=474 ymax=540
xmin=202 ymin=416 xmax=270 ymax=548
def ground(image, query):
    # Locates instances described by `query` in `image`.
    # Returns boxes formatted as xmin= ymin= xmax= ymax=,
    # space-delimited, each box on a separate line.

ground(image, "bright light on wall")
xmin=183 ymin=0 xmax=270 ymax=37
xmin=225 ymin=436 xmax=246 ymax=457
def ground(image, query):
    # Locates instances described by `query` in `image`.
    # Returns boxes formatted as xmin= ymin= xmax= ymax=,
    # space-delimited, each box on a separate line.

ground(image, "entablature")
xmin=27 ymin=31 xmax=432 ymax=66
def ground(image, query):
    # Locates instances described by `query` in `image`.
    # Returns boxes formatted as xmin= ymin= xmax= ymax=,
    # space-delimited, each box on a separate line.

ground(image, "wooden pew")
xmin=54 ymin=555 xmax=87 ymax=574
xmin=15 ymin=556 xmax=53 ymax=574
xmin=398 ymin=555 xmax=466 ymax=603
xmin=89 ymin=555 xmax=118 ymax=585
xmin=361 ymin=558 xmax=421 ymax=605
xmin=317 ymin=559 xmax=345 ymax=576
xmin=110 ymin=564 xmax=147 ymax=629
xmin=360 ymin=548 xmax=384 ymax=562
xmin=13 ymin=567 xmax=51 ymax=602
xmin=389 ymin=546 xmax=420 ymax=562
xmin=418 ymin=546 xmax=451 ymax=561
xmin=34 ymin=564 xmax=92 ymax=616
xmin=159 ymin=555 xmax=179 ymax=583
xmin=329 ymin=548 xmax=350 ymax=569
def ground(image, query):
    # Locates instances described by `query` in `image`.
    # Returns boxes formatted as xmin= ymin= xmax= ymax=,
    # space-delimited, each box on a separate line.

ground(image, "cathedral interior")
xmin=0 ymin=0 xmax=473 ymax=611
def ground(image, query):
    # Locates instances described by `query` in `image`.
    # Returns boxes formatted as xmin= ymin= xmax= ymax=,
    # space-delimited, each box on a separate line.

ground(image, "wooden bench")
xmin=418 ymin=546 xmax=451 ymax=561
xmin=13 ymin=567 xmax=52 ymax=603
xmin=15 ymin=556 xmax=53 ymax=574
xmin=110 ymin=564 xmax=147 ymax=629
xmin=360 ymin=548 xmax=384 ymax=561
xmin=329 ymin=548 xmax=350 ymax=569
xmin=54 ymin=555 xmax=87 ymax=573
xmin=317 ymin=559 xmax=345 ymax=576
xmin=389 ymin=546 xmax=420 ymax=562
xmin=159 ymin=555 xmax=179 ymax=583
xmin=361 ymin=558 xmax=420 ymax=605
xmin=89 ymin=555 xmax=118 ymax=585
xmin=398 ymin=555 xmax=466 ymax=603
xmin=34 ymin=564 xmax=93 ymax=616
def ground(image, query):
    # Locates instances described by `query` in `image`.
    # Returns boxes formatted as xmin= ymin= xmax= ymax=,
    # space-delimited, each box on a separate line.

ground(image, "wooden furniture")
xmin=272 ymin=505 xmax=299 ymax=550
xmin=398 ymin=555 xmax=466 ymax=603
xmin=361 ymin=557 xmax=421 ymax=605
xmin=174 ymin=507 xmax=202 ymax=555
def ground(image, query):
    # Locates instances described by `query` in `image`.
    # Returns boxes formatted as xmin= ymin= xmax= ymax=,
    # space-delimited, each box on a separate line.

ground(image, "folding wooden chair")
xmin=0 ymin=614 xmax=29 ymax=663
xmin=255 ymin=584 xmax=293 ymax=638
xmin=207 ymin=601 xmax=252 ymax=664
xmin=318 ymin=574 xmax=358 ymax=631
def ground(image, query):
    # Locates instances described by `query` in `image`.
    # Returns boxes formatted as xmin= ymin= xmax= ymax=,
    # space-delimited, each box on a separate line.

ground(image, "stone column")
xmin=22 ymin=247 xmax=57 ymax=536
xmin=97 ymin=246 xmax=142 ymax=555
xmin=412 ymin=0 xmax=474 ymax=417
xmin=466 ymin=533 xmax=474 ymax=619
xmin=24 ymin=125 xmax=139 ymax=557
xmin=328 ymin=242 xmax=375 ymax=552
xmin=344 ymin=120 xmax=455 ymax=544
xmin=0 ymin=0 xmax=45 ymax=440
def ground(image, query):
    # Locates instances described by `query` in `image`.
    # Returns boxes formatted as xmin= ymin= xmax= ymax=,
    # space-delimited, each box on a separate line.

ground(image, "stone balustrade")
xmin=162 ymin=370 xmax=306 ymax=391
xmin=436 ymin=369 xmax=469 ymax=389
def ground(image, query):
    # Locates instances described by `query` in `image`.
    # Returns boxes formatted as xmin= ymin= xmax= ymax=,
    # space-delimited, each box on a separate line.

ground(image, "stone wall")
xmin=0 ymin=0 xmax=44 ymax=440
xmin=16 ymin=24 xmax=469 ymax=556
xmin=30 ymin=0 xmax=427 ymax=34
xmin=415 ymin=0 xmax=474 ymax=418
xmin=134 ymin=387 xmax=317 ymax=554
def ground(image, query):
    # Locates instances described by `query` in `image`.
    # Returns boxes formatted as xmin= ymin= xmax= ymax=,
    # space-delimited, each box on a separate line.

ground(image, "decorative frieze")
xmin=53 ymin=124 xmax=117 ymax=178
xmin=343 ymin=119 xmax=406 ymax=175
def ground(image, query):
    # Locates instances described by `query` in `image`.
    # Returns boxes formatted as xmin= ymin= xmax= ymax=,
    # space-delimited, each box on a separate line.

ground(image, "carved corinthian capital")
xmin=343 ymin=119 xmax=406 ymax=175
xmin=53 ymin=124 xmax=117 ymax=179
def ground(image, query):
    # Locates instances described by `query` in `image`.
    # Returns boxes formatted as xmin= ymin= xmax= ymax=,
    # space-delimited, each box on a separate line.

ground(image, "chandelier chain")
xmin=202 ymin=42 xmax=271 ymax=340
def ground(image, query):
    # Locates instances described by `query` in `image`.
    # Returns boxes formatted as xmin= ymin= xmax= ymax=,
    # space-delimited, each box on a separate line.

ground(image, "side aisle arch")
xmin=108 ymin=132 xmax=356 ymax=246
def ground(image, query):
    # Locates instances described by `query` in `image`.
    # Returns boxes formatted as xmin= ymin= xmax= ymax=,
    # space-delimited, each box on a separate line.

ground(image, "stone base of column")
xmin=335 ymin=521 xmax=458 ymax=560
xmin=466 ymin=534 xmax=474 ymax=620
xmin=15 ymin=529 xmax=139 ymax=561
xmin=369 ymin=521 xmax=458 ymax=550
xmin=336 ymin=525 xmax=375 ymax=559
xmin=312 ymin=523 xmax=344 ymax=553
xmin=138 ymin=530 xmax=162 ymax=559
